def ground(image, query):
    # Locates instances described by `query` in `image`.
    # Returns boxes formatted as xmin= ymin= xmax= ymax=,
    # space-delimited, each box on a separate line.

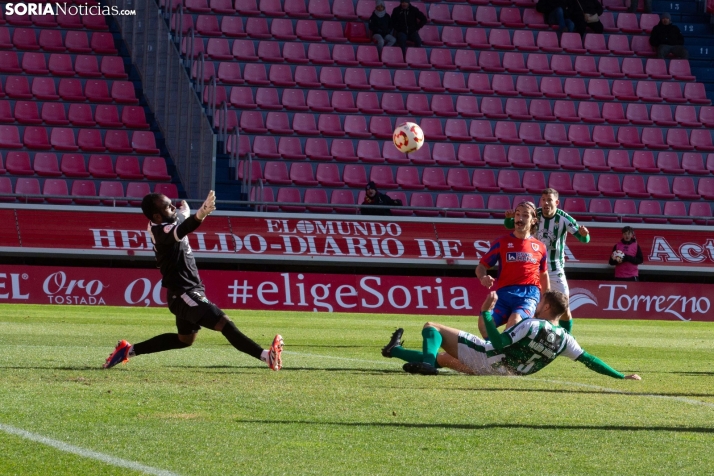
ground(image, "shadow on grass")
xmin=362 ymin=384 xmax=714 ymax=398
xmin=668 ymin=371 xmax=714 ymax=377
xmin=233 ymin=419 xmax=714 ymax=433
xmin=0 ymin=365 xmax=103 ymax=371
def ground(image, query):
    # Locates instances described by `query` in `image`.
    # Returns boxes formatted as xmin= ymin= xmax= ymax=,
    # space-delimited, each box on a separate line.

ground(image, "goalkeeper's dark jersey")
xmin=149 ymin=216 xmax=204 ymax=294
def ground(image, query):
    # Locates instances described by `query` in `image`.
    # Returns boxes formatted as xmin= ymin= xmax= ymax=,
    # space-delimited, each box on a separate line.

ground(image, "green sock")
xmin=422 ymin=327 xmax=442 ymax=367
xmin=561 ymin=319 xmax=573 ymax=334
xmin=390 ymin=346 xmax=423 ymax=363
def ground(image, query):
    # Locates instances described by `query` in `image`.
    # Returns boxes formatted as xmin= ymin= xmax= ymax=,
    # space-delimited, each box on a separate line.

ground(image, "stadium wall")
xmin=1 ymin=204 xmax=714 ymax=274
xmin=0 ymin=264 xmax=712 ymax=321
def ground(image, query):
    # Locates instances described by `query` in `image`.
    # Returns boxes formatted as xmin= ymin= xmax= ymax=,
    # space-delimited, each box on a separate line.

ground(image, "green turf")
xmin=1 ymin=304 xmax=713 ymax=475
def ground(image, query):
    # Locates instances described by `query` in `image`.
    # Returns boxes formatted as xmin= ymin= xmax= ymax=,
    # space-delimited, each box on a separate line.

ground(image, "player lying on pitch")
xmin=381 ymin=290 xmax=641 ymax=380
xmin=103 ymin=190 xmax=283 ymax=371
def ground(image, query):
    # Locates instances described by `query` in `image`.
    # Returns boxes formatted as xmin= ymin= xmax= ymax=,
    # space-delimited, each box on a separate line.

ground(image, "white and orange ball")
xmin=393 ymin=122 xmax=424 ymax=154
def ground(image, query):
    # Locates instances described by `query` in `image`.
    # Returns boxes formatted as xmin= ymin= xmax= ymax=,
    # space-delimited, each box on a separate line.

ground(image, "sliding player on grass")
xmin=504 ymin=189 xmax=590 ymax=334
xmin=476 ymin=200 xmax=549 ymax=339
xmin=103 ymin=191 xmax=283 ymax=371
xmin=381 ymin=290 xmax=640 ymax=380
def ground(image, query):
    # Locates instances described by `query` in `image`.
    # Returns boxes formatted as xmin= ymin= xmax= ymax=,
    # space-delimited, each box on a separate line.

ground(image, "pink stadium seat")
xmin=647 ymin=175 xmax=674 ymax=199
xmin=290 ymin=162 xmax=319 ymax=186
xmin=607 ymin=150 xmax=634 ymax=172
xmin=639 ymin=200 xmax=667 ymax=224
xmin=600 ymin=103 xmax=627 ymax=125
xmin=506 ymin=97 xmax=532 ymax=120
xmin=47 ymin=54 xmax=73 ymax=76
xmin=95 ymin=105 xmax=122 ymax=128
xmin=495 ymin=121 xmax=521 ymax=144
xmin=458 ymin=144 xmax=485 ymax=166
xmin=678 ymin=152 xmax=708 ymax=176
xmin=616 ymin=12 xmax=641 ymax=33
xmin=6 ymin=151 xmax=33 ymax=175
xmin=24 ymin=126 xmax=51 ymax=150
xmin=14 ymin=100 xmax=40 ymax=124
xmin=522 ymin=170 xmax=546 ymax=193
xmin=395 ymin=166 xmax=423 ymax=190
xmin=691 ymin=130 xmax=714 ymax=152
xmin=99 ymin=181 xmax=127 ymax=206
xmin=465 ymin=28 xmax=489 ymax=49
xmin=573 ymin=173 xmax=599 ymax=196
xmin=64 ymin=31 xmax=91 ymax=54
xmin=260 ymin=0 xmax=285 ymax=15
xmin=614 ymin=199 xmax=641 ymax=223
xmin=649 ymin=104 xmax=676 ymax=127
xmin=699 ymin=177 xmax=714 ymax=200
xmin=15 ymin=177 xmax=43 ymax=203
xmin=332 ymin=91 xmax=357 ymax=113
xmin=524 ymin=9 xmax=548 ymax=28
xmin=672 ymin=176 xmax=699 ymax=200
xmin=484 ymin=144 xmax=508 ymax=167
xmin=266 ymin=111 xmax=293 ymax=134
xmin=578 ymin=102 xmax=604 ymax=123
xmin=0 ymin=125 xmax=25 ymax=149
xmin=666 ymin=129 xmax=694 ymax=151
xmin=446 ymin=168 xmax=474 ymax=191
xmin=684 ymin=83 xmax=711 ymax=105
xmin=429 ymin=4 xmax=453 ymax=24
xmin=196 ymin=15 xmax=221 ymax=36
xmin=544 ymin=123 xmax=570 ymax=145
xmin=568 ymin=125 xmax=595 ymax=147
xmin=621 ymin=58 xmax=647 ymax=79
xmin=669 ymin=60 xmax=695 ymax=81
xmin=327 ymin=140 xmax=355 ymax=163
xmin=252 ymin=136 xmax=280 ymax=159
xmin=645 ymin=58 xmax=671 ymax=80
xmin=468 ymin=73 xmax=493 ymax=94
xmin=490 ymin=29 xmax=514 ymax=50
xmin=631 ymin=36 xmax=654 ymax=56
xmin=597 ymin=174 xmax=625 ymax=197
xmin=625 ymin=103 xmax=652 ymax=125
xmin=642 ymin=127 xmax=668 ymax=150
xmin=554 ymin=149 xmax=581 ymax=170
xmin=433 ymin=143 xmax=458 ymax=166
xmin=539 ymin=77 xmax=565 ymax=99
xmin=608 ymin=36 xmax=634 ymax=56
xmin=561 ymin=33 xmax=586 ymax=54
xmin=322 ymin=21 xmax=348 ymax=42
xmin=477 ymin=6 xmax=501 ymax=26
xmin=77 ymin=129 xmax=106 ymax=152
xmin=406 ymin=94 xmax=431 ymax=116
xmin=561 ymin=197 xmax=589 ymax=221
xmin=504 ymin=53 xmax=528 ymax=74
xmin=674 ymin=105 xmax=701 ymax=127
xmin=661 ymin=82 xmax=686 ymax=104
xmin=42 ymin=179 xmax=72 ymax=205
xmin=276 ymin=188 xmax=304 ymax=213
xmin=411 ymin=193 xmax=439 ymax=217
xmin=639 ymin=13 xmax=660 ymax=32
xmin=445 ymin=118 xmax=472 ymax=140
xmin=537 ymin=31 xmax=562 ymax=53
xmin=519 ymin=123 xmax=545 ymax=145
xmin=478 ymin=51 xmax=505 ymax=73
xmin=574 ymin=56 xmax=598 ymax=77
xmin=533 ymin=147 xmax=559 ymax=169
xmin=588 ymin=198 xmax=617 ymax=222
xmin=114 ymin=156 xmax=143 ymax=180
xmin=264 ymin=161 xmax=291 ymax=185
xmin=125 ymin=182 xmax=151 ymax=206
xmin=343 ymin=164 xmax=368 ymax=188
xmin=440 ymin=26 xmax=465 ymax=48
xmin=617 ymin=127 xmax=644 ymax=148
xmin=613 ymin=80 xmax=638 ymax=101
xmin=565 ymin=78 xmax=589 ymax=99
xmin=33 ymin=153 xmax=61 ymax=177
xmin=663 ymin=201 xmax=693 ymax=225
xmin=548 ymin=172 xmax=575 ymax=195
xmin=481 ymin=97 xmax=506 ymax=119
xmin=302 ymin=138 xmax=330 ymax=161
xmin=529 ymin=100 xmax=554 ymax=121
xmin=13 ymin=28 xmax=39 ymax=51
xmin=622 ymin=175 xmax=648 ymax=198
xmin=585 ymin=34 xmax=609 ymax=55
xmin=506 ymin=145 xmax=533 ymax=168
xmin=470 ymin=169 xmax=498 ymax=193
xmin=631 ymin=151 xmax=658 ymax=173
xmin=71 ymin=180 xmax=100 ymax=205
xmin=690 ymin=202 xmax=712 ymax=224
xmin=22 ymin=52 xmax=48 ymax=75
xmin=526 ymin=54 xmax=552 ymax=75
xmin=461 ymin=194 xmax=489 ymax=218
xmin=58 ymin=154 xmax=89 ymax=178
xmin=435 ymin=193 xmax=464 ymax=217
xmin=87 ymin=155 xmax=116 ymax=179
xmin=422 ymin=167 xmax=450 ymax=191
xmin=487 ymin=195 xmax=512 ymax=218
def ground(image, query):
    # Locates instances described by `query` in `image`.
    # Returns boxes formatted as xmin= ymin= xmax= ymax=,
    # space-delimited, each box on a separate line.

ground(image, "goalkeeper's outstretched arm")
xmin=173 ymin=191 xmax=217 ymax=241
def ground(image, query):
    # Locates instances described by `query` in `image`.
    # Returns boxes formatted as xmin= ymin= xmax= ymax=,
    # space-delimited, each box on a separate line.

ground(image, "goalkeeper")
xmin=504 ymin=188 xmax=590 ymax=334
xmin=381 ymin=290 xmax=640 ymax=380
xmin=103 ymin=191 xmax=284 ymax=371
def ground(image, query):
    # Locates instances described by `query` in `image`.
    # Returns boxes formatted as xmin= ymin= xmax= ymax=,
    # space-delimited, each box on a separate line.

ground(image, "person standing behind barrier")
xmin=391 ymin=0 xmax=427 ymax=55
xmin=369 ymin=0 xmax=396 ymax=53
xmin=609 ymin=226 xmax=643 ymax=282
xmin=649 ymin=13 xmax=689 ymax=59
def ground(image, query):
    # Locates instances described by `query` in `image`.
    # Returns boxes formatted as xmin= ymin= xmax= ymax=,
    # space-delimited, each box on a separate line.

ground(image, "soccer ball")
xmin=393 ymin=122 xmax=424 ymax=154
xmin=612 ymin=250 xmax=625 ymax=260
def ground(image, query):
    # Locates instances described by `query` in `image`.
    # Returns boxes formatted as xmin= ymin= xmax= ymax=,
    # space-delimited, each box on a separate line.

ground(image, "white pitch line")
xmin=286 ymin=351 xmax=714 ymax=410
xmin=0 ymin=423 xmax=180 ymax=476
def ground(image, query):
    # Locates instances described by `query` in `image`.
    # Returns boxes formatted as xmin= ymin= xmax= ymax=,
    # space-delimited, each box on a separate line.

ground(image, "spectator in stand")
xmin=569 ymin=0 xmax=604 ymax=36
xmin=361 ymin=182 xmax=402 ymax=216
xmin=628 ymin=0 xmax=652 ymax=13
xmin=609 ymin=226 xmax=644 ymax=282
xmin=369 ymin=0 xmax=396 ymax=53
xmin=649 ymin=13 xmax=689 ymax=59
xmin=536 ymin=0 xmax=575 ymax=35
xmin=391 ymin=0 xmax=427 ymax=55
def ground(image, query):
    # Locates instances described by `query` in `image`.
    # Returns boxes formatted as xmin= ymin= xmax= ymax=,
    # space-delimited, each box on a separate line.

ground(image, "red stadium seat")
xmin=331 ymin=139 xmax=358 ymax=162
xmin=589 ymin=198 xmax=617 ymax=222
xmin=663 ymin=201 xmax=693 ymax=225
xmin=621 ymin=57 xmax=647 ymax=78
xmin=537 ymin=31 xmax=561 ymax=53
xmin=672 ymin=176 xmax=699 ymax=200
xmin=642 ymin=127 xmax=668 ymax=150
xmin=99 ymin=181 xmax=127 ymax=206
xmin=461 ymin=194 xmax=489 ymax=218
xmin=614 ymin=199 xmax=641 ymax=223
xmin=473 ymin=169 xmax=499 ymax=192
xmin=639 ymin=200 xmax=666 ymax=224
xmin=548 ymin=172 xmax=575 ymax=194
xmin=597 ymin=174 xmax=625 ymax=197
xmin=87 ymin=154 xmax=116 ymax=179
xmin=6 ymin=151 xmax=33 ymax=175
xmin=33 ymin=153 xmax=61 ymax=177
xmin=690 ymin=202 xmax=712 ymax=224
xmin=607 ymin=150 xmax=634 ymax=172
xmin=71 ymin=180 xmax=100 ymax=205
xmin=115 ymin=156 xmax=143 ymax=179
xmin=15 ymin=177 xmax=43 ymax=203
xmin=446 ymin=168 xmax=474 ymax=191
xmin=632 ymin=151 xmax=659 ymax=173
xmin=682 ymin=153 xmax=707 ymax=174
xmin=343 ymin=164 xmax=368 ymax=187
xmin=487 ymin=195 xmax=512 ymax=218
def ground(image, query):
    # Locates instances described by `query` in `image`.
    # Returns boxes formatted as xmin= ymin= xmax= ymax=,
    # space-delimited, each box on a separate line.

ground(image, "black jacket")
xmin=608 ymin=239 xmax=643 ymax=266
xmin=536 ymin=0 xmax=569 ymax=16
xmin=649 ymin=22 xmax=685 ymax=47
xmin=570 ymin=0 xmax=603 ymax=15
xmin=369 ymin=12 xmax=393 ymax=37
xmin=362 ymin=192 xmax=402 ymax=216
xmin=391 ymin=5 xmax=427 ymax=35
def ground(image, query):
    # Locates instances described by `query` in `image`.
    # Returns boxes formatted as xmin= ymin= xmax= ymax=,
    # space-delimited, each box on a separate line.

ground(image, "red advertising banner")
xmin=0 ymin=265 xmax=711 ymax=321
xmin=1 ymin=205 xmax=713 ymax=271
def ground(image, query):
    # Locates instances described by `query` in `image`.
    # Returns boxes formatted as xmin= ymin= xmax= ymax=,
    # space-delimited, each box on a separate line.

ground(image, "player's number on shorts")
xmin=517 ymin=354 xmax=541 ymax=374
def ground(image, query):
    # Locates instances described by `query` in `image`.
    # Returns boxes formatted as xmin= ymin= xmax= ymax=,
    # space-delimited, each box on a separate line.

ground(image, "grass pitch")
xmin=1 ymin=304 xmax=713 ymax=476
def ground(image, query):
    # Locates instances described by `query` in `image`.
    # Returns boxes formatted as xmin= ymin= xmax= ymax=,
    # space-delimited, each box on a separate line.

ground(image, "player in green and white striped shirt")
xmin=504 ymin=188 xmax=590 ymax=334
xmin=381 ymin=291 xmax=641 ymax=381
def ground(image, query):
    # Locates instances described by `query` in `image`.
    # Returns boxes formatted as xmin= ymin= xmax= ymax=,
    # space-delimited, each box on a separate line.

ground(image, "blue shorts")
xmin=491 ymin=285 xmax=540 ymax=327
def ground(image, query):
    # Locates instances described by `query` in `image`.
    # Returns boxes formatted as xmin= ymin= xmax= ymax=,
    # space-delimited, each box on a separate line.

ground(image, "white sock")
xmin=260 ymin=350 xmax=269 ymax=363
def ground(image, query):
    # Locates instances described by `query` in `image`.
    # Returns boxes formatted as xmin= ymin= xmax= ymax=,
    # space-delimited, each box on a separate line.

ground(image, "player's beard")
xmin=161 ymin=211 xmax=178 ymax=223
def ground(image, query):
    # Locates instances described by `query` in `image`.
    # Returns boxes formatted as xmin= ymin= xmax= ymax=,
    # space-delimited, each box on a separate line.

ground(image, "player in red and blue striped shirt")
xmin=475 ymin=201 xmax=550 ymax=338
